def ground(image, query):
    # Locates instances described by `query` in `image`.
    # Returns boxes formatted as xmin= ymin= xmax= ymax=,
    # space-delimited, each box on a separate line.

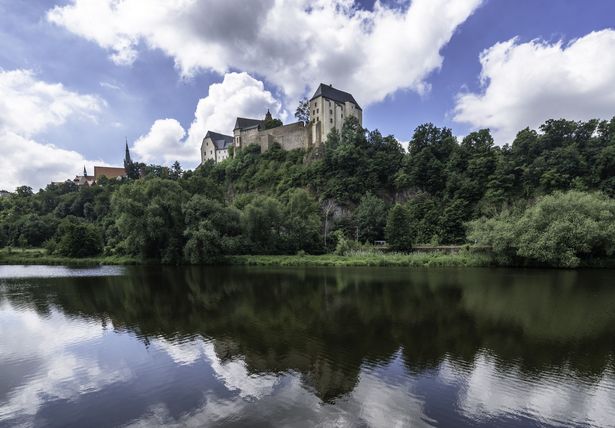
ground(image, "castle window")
xmin=329 ymin=109 xmax=332 ymax=115
xmin=330 ymin=118 xmax=333 ymax=124
xmin=317 ymin=108 xmax=319 ymax=114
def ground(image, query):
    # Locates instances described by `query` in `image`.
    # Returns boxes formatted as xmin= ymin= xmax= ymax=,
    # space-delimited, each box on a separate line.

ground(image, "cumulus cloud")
xmin=131 ymin=72 xmax=284 ymax=165
xmin=0 ymin=69 xmax=103 ymax=137
xmin=132 ymin=118 xmax=187 ymax=164
xmin=47 ymin=0 xmax=483 ymax=105
xmin=0 ymin=70 xmax=105 ymax=191
xmin=454 ymin=29 xmax=615 ymax=145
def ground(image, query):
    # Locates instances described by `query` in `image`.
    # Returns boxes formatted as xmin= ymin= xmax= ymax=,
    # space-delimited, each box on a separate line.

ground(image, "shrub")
xmin=468 ymin=191 xmax=615 ymax=267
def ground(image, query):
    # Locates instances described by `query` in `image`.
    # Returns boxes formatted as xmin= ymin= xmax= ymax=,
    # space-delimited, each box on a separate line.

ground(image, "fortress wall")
xmin=261 ymin=122 xmax=308 ymax=151
xmin=240 ymin=127 xmax=260 ymax=148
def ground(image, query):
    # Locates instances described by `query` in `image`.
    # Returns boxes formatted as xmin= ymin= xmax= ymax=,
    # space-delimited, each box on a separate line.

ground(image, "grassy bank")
xmin=0 ymin=248 xmax=138 ymax=266
xmin=0 ymin=248 xmax=492 ymax=267
xmin=4 ymin=248 xmax=611 ymax=269
xmin=227 ymin=250 xmax=493 ymax=267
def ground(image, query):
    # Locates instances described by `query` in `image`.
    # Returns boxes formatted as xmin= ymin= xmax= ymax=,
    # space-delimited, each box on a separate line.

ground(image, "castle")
xmin=201 ymin=84 xmax=362 ymax=164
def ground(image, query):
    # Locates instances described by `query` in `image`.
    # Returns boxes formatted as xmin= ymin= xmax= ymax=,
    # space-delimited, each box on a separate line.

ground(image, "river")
xmin=1 ymin=265 xmax=614 ymax=427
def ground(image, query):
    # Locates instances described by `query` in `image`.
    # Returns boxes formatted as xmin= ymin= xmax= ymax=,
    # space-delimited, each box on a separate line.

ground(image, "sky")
xmin=1 ymin=0 xmax=615 ymax=191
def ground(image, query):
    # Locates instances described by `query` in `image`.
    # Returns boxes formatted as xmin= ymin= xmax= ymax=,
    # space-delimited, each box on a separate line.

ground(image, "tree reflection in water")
xmin=1 ymin=266 xmax=615 ymax=427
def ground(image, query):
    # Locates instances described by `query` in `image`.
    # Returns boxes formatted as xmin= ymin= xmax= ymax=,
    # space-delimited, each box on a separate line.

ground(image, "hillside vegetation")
xmin=1 ymin=116 xmax=615 ymax=267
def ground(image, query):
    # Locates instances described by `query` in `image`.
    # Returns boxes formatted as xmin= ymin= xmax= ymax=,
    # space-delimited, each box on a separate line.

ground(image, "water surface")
xmin=1 ymin=266 xmax=614 ymax=427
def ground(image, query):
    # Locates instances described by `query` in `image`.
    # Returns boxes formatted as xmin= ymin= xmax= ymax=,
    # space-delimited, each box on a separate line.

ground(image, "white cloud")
xmin=454 ymin=29 xmax=615 ymax=145
xmin=0 ymin=69 xmax=105 ymax=191
xmin=0 ymin=69 xmax=103 ymax=137
xmin=47 ymin=0 xmax=483 ymax=106
xmin=132 ymin=118 xmax=187 ymax=164
xmin=0 ymin=131 xmax=97 ymax=191
xmin=131 ymin=72 xmax=284 ymax=166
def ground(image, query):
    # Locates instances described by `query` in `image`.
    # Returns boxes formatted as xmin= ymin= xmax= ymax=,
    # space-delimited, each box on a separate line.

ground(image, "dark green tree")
xmin=385 ymin=204 xmax=413 ymax=251
xmin=354 ymin=192 xmax=387 ymax=243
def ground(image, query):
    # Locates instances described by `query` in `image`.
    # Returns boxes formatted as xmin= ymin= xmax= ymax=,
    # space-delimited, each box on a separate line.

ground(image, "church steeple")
xmin=83 ymin=165 xmax=87 ymax=176
xmin=124 ymin=138 xmax=132 ymax=164
xmin=264 ymin=109 xmax=272 ymax=122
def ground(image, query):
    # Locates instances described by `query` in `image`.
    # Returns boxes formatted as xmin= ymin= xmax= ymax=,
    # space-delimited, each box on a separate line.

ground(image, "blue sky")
xmin=1 ymin=0 xmax=615 ymax=190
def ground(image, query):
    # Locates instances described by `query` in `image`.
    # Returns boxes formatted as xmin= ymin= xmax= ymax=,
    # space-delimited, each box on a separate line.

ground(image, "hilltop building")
xmin=201 ymin=131 xmax=234 ymax=163
xmin=66 ymin=144 xmax=130 ymax=187
xmin=308 ymin=83 xmax=362 ymax=146
xmin=201 ymin=84 xmax=361 ymax=165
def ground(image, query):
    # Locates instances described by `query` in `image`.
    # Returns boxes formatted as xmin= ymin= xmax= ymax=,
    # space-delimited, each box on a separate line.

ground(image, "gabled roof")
xmin=310 ymin=83 xmax=361 ymax=110
xmin=234 ymin=117 xmax=263 ymax=131
xmin=205 ymin=131 xmax=233 ymax=150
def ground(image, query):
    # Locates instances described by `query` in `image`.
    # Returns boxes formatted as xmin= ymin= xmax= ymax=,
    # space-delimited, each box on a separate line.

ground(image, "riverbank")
xmin=227 ymin=251 xmax=493 ymax=267
xmin=0 ymin=248 xmax=138 ymax=266
xmin=3 ymin=248 xmax=613 ymax=268
xmin=0 ymin=248 xmax=491 ymax=267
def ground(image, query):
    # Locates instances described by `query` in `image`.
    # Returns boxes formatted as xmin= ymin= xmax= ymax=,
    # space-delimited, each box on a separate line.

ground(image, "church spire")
xmin=83 ymin=165 xmax=87 ymax=176
xmin=124 ymin=137 xmax=132 ymax=164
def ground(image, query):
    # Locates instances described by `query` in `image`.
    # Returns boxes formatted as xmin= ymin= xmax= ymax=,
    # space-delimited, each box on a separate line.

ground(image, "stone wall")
xmin=260 ymin=122 xmax=309 ymax=151
xmin=236 ymin=122 xmax=310 ymax=154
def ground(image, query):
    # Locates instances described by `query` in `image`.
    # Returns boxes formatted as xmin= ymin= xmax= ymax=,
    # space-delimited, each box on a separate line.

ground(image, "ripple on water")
xmin=0 ymin=265 xmax=125 ymax=279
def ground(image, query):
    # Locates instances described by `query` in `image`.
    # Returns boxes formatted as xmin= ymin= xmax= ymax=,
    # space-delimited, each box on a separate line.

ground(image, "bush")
xmin=468 ymin=191 xmax=615 ymax=267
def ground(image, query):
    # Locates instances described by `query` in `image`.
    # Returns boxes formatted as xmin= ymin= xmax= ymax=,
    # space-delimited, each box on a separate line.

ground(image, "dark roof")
xmin=205 ymin=131 xmax=233 ymax=150
xmin=233 ymin=117 xmax=263 ymax=131
xmin=310 ymin=83 xmax=361 ymax=110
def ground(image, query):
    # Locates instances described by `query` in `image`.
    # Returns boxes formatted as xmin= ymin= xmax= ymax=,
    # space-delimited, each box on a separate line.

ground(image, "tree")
xmin=321 ymin=199 xmax=337 ymax=248
xmin=294 ymin=97 xmax=310 ymax=124
xmin=112 ymin=179 xmax=187 ymax=263
xmin=385 ymin=204 xmax=413 ymax=251
xmin=183 ymin=195 xmax=242 ymax=263
xmin=240 ymin=195 xmax=285 ymax=253
xmin=55 ymin=218 xmax=102 ymax=257
xmin=354 ymin=192 xmax=387 ymax=243
xmin=171 ymin=161 xmax=183 ymax=179
xmin=16 ymin=186 xmax=33 ymax=197
xmin=263 ymin=116 xmax=283 ymax=130
xmin=283 ymin=189 xmax=321 ymax=253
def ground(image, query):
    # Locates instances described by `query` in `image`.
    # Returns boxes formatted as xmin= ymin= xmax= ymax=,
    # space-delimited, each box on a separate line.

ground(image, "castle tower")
xmin=309 ymin=83 xmax=362 ymax=145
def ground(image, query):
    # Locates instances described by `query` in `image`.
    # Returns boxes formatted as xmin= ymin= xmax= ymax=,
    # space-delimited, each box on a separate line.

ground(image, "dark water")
xmin=1 ymin=266 xmax=615 ymax=427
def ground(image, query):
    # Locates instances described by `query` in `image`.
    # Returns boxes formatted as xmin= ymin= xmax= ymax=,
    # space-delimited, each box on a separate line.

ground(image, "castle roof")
xmin=234 ymin=117 xmax=263 ymax=131
xmin=310 ymin=83 xmax=361 ymax=110
xmin=205 ymin=131 xmax=233 ymax=150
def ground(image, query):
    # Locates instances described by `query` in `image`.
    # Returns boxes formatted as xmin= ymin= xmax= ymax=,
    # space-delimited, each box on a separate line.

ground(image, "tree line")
xmin=1 ymin=115 xmax=614 ymax=266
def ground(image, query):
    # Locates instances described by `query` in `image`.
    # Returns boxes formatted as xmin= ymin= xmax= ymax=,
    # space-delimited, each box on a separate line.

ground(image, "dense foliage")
xmin=468 ymin=191 xmax=615 ymax=267
xmin=1 ymin=115 xmax=614 ymax=265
